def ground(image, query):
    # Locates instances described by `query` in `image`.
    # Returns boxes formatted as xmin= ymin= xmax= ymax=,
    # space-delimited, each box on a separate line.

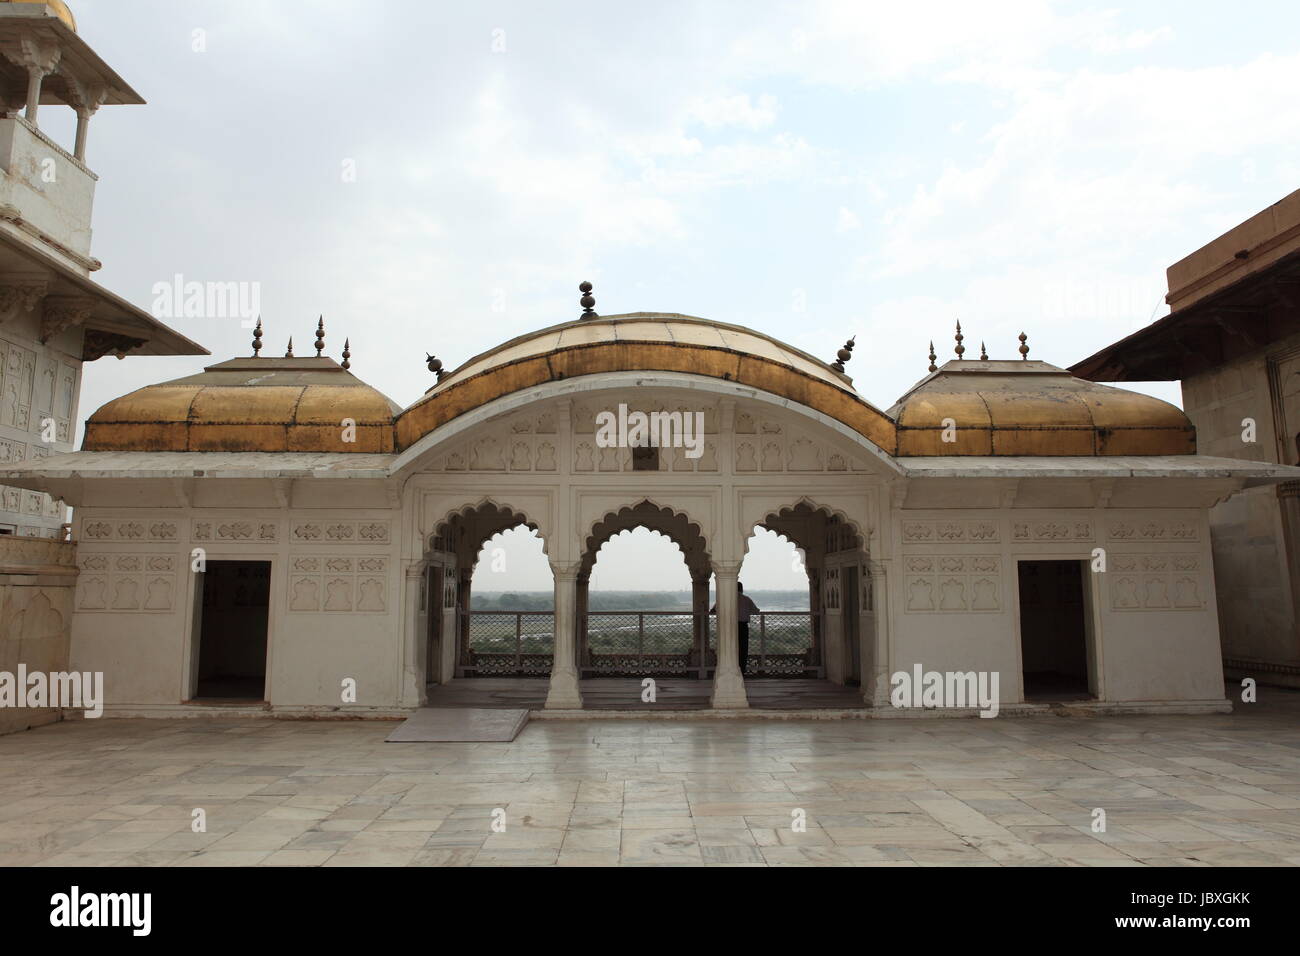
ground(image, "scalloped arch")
xmin=581 ymin=499 xmax=712 ymax=578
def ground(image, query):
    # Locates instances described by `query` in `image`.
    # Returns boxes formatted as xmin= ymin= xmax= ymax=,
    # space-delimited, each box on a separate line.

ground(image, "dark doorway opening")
xmin=195 ymin=560 xmax=270 ymax=700
xmin=1017 ymin=560 xmax=1092 ymax=700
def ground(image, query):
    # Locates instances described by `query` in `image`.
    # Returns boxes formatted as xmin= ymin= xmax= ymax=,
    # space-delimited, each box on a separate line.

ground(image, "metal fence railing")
xmin=461 ymin=611 xmax=555 ymax=677
xmin=707 ymin=611 xmax=821 ymax=677
xmin=582 ymin=611 xmax=698 ymax=677
xmin=461 ymin=609 xmax=821 ymax=678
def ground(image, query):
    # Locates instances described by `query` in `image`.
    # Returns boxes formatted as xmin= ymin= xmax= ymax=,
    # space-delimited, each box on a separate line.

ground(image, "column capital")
xmin=0 ymin=37 xmax=60 ymax=75
xmin=550 ymin=561 xmax=580 ymax=581
xmin=711 ymin=561 xmax=741 ymax=577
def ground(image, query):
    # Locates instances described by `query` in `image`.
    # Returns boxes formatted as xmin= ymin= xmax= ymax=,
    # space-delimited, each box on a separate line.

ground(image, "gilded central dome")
xmin=1 ymin=0 xmax=76 ymax=31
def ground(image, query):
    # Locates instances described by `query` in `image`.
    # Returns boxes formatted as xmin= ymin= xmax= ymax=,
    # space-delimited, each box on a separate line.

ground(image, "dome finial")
xmin=426 ymin=352 xmax=444 ymax=382
xmin=980 ymin=340 xmax=988 ymax=361
xmin=831 ymin=336 xmax=855 ymax=372
xmin=314 ymin=316 xmax=325 ymax=357
xmin=341 ymin=338 xmax=351 ymax=370
xmin=1018 ymin=331 xmax=1029 ymax=360
xmin=927 ymin=340 xmax=937 ymax=373
xmin=252 ymin=317 xmax=263 ymax=357
xmin=954 ymin=320 xmax=965 ymax=359
xmin=284 ymin=336 xmax=293 ymax=358
xmin=579 ymin=280 xmax=597 ymax=320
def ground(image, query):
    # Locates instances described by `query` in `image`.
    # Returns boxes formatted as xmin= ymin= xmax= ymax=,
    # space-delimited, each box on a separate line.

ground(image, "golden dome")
xmin=83 ymin=356 xmax=401 ymax=454
xmin=890 ymin=360 xmax=1195 ymax=456
xmin=1 ymin=1 xmax=76 ymax=31
xmin=395 ymin=313 xmax=898 ymax=452
xmin=80 ymin=319 xmax=1197 ymax=458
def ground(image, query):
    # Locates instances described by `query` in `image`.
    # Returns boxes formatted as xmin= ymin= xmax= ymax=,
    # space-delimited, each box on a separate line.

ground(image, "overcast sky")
xmin=58 ymin=0 xmax=1300 ymax=590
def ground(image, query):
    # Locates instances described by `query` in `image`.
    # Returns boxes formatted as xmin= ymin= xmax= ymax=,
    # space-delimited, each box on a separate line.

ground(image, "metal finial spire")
xmin=314 ymin=316 xmax=325 ymax=357
xmin=927 ymin=341 xmax=937 ymax=373
xmin=252 ymin=317 xmax=263 ymax=357
xmin=284 ymin=336 xmax=293 ymax=358
xmin=341 ymin=338 xmax=351 ymax=370
xmin=980 ymin=340 xmax=988 ymax=361
xmin=579 ymin=280 xmax=597 ymax=319
xmin=1018 ymin=331 xmax=1029 ymax=360
xmin=954 ymin=320 xmax=965 ymax=359
xmin=426 ymin=352 xmax=444 ymax=382
xmin=831 ymin=336 xmax=855 ymax=373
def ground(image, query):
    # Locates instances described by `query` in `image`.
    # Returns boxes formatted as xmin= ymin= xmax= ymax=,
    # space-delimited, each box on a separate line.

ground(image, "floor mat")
xmin=385 ymin=707 xmax=530 ymax=742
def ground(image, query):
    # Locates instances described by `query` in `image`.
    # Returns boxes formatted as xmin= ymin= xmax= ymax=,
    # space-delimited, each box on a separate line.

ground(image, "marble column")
xmin=576 ymin=573 xmax=590 ymax=672
xmin=400 ymin=562 xmax=427 ymax=707
xmin=864 ymin=560 xmax=892 ymax=707
xmin=709 ymin=564 xmax=748 ymax=709
xmin=691 ymin=573 xmax=710 ymax=677
xmin=545 ymin=562 xmax=583 ymax=709
xmin=73 ymin=107 xmax=93 ymax=162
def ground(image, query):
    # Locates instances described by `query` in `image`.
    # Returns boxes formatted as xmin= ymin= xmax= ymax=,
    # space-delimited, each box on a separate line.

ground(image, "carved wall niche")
xmin=904 ymin=555 xmax=1001 ymax=613
xmin=1108 ymin=553 xmax=1205 ymax=611
xmin=76 ymin=552 xmax=176 ymax=613
xmin=287 ymin=555 xmax=390 ymax=613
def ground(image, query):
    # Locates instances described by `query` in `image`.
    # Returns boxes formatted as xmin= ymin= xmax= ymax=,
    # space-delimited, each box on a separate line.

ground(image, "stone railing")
xmin=0 ymin=535 xmax=77 ymax=575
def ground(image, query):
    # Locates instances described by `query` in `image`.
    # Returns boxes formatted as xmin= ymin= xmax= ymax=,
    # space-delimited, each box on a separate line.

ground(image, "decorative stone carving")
xmin=905 ymin=556 xmax=1001 ymax=613
xmin=39 ymin=295 xmax=96 ymax=344
xmin=287 ymin=555 xmax=389 ymax=613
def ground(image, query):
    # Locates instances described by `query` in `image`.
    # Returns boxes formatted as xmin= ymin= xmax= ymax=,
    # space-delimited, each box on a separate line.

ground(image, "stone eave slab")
xmin=895 ymin=455 xmax=1300 ymax=487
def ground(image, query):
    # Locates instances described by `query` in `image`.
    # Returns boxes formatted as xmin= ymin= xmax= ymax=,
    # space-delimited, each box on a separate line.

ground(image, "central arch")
xmin=578 ymin=500 xmax=713 ymax=678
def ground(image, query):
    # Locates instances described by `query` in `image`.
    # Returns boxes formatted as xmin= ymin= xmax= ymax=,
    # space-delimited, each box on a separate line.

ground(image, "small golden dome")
xmin=1 ymin=1 xmax=77 ymax=32
xmin=890 ymin=360 xmax=1195 ymax=456
xmin=83 ymin=356 xmax=401 ymax=454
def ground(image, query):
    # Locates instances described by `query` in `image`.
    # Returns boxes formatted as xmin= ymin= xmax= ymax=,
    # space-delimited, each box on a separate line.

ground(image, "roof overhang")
xmin=0 ymin=10 xmax=144 ymax=106
xmin=892 ymin=455 xmax=1300 ymax=510
xmin=0 ymin=227 xmax=208 ymax=357
xmin=1072 ymin=189 xmax=1300 ymax=383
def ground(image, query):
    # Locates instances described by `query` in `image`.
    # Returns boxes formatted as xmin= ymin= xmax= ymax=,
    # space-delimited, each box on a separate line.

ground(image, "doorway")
xmin=193 ymin=560 xmax=270 ymax=701
xmin=1017 ymin=560 xmax=1092 ymax=700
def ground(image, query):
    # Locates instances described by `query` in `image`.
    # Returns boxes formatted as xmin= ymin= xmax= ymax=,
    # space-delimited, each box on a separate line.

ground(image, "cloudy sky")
xmin=57 ymin=0 xmax=1300 ymax=589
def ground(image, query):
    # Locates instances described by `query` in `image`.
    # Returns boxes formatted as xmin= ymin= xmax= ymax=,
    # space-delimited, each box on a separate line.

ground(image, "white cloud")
xmin=685 ymin=93 xmax=778 ymax=129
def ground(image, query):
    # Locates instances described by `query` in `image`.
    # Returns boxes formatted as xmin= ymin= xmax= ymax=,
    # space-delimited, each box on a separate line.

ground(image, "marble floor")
xmin=1 ymin=684 xmax=1299 ymax=867
xmin=425 ymin=677 xmax=869 ymax=710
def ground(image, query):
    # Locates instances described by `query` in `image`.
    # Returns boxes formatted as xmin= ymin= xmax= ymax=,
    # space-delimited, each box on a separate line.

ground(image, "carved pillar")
xmin=0 ymin=38 xmax=61 ymax=126
xmin=576 ymin=572 xmax=590 ymax=672
xmin=690 ymin=572 xmax=710 ymax=676
xmin=65 ymin=78 xmax=106 ymax=163
xmin=864 ymin=560 xmax=892 ymax=707
xmin=457 ymin=566 xmax=472 ymax=671
xmin=709 ymin=563 xmax=748 ymax=709
xmin=546 ymin=562 xmax=583 ymax=709
xmin=400 ymin=562 xmax=426 ymax=707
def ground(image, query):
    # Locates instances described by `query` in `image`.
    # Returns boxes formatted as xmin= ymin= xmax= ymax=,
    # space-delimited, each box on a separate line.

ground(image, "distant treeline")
xmin=472 ymin=590 xmax=810 ymax=611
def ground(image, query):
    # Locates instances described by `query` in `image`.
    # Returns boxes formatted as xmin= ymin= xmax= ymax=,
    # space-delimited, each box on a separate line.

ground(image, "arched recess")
xmin=422 ymin=500 xmax=554 ymax=682
xmin=741 ymin=499 xmax=877 ymax=689
xmin=577 ymin=500 xmax=714 ymax=678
